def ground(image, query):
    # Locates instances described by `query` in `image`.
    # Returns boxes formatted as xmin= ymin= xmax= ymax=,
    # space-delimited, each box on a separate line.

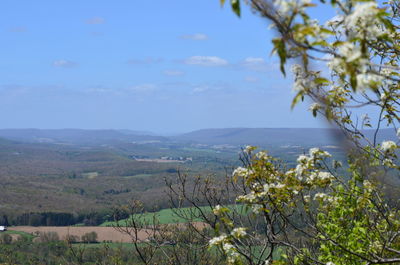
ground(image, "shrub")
xmin=81 ymin=231 xmax=98 ymax=243
xmin=0 ymin=233 xmax=12 ymax=244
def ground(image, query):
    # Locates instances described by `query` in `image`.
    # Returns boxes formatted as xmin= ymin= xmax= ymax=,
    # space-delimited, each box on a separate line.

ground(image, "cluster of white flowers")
xmin=383 ymin=158 xmax=395 ymax=168
xmin=309 ymin=147 xmax=331 ymax=158
xmin=223 ymin=243 xmax=240 ymax=264
xmin=327 ymin=57 xmax=345 ymax=74
xmin=256 ymin=151 xmax=268 ymax=160
xmin=363 ymin=180 xmax=373 ymax=192
xmin=380 ymin=140 xmax=397 ymax=152
xmin=209 ymin=234 xmax=227 ymax=246
xmin=243 ymin=145 xmax=254 ymax=154
xmin=237 ymin=192 xmax=257 ymax=203
xmin=326 ymin=262 xmax=336 ymax=265
xmin=325 ymin=15 xmax=344 ymax=28
xmin=292 ymin=64 xmax=315 ymax=92
xmin=251 ymin=204 xmax=263 ymax=213
xmin=231 ymin=227 xmax=247 ymax=238
xmin=232 ymin=167 xmax=253 ymax=178
xmin=274 ymin=0 xmax=311 ymax=15
xmin=346 ymin=2 xmax=378 ymax=27
xmin=297 ymin=154 xmax=309 ymax=164
xmin=213 ymin=205 xmax=223 ymax=215
xmin=314 ymin=192 xmax=327 ymax=201
xmin=309 ymin=102 xmax=321 ymax=112
xmin=345 ymin=2 xmax=387 ymax=39
xmin=356 ymin=72 xmax=383 ymax=91
xmin=338 ymin=43 xmax=362 ymax=63
xmin=209 ymin=234 xmax=241 ymax=264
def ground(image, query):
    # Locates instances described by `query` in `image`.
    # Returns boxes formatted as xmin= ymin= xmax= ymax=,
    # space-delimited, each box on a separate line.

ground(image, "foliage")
xmin=81 ymin=231 xmax=98 ymax=243
xmin=208 ymin=0 xmax=400 ymax=264
xmin=35 ymin=231 xmax=60 ymax=243
xmin=0 ymin=233 xmax=12 ymax=245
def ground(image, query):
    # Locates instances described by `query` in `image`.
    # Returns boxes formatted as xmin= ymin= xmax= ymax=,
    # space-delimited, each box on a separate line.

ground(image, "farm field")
xmin=10 ymin=226 xmax=144 ymax=243
xmin=9 ymin=222 xmax=209 ymax=243
xmin=101 ymin=204 xmax=248 ymax=226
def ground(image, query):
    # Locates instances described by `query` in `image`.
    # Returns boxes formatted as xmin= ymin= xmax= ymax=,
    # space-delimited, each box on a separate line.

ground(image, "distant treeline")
xmin=0 ymin=208 xmax=130 ymax=226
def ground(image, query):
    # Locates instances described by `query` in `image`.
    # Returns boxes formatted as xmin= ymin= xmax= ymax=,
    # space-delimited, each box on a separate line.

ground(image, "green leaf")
xmin=231 ymin=0 xmax=241 ymax=17
xmin=272 ymin=38 xmax=287 ymax=76
xmin=314 ymin=77 xmax=330 ymax=85
xmin=291 ymin=92 xmax=304 ymax=109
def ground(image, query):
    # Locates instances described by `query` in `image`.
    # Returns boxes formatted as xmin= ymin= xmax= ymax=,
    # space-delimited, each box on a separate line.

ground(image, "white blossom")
xmin=325 ymin=15 xmax=344 ymax=28
xmin=318 ymin=171 xmax=335 ymax=181
xmin=213 ymin=205 xmax=223 ymax=215
xmin=209 ymin=234 xmax=227 ymax=246
xmin=274 ymin=0 xmax=311 ymax=15
xmin=309 ymin=102 xmax=321 ymax=112
xmin=314 ymin=192 xmax=327 ymax=200
xmin=222 ymin=242 xmax=235 ymax=252
xmin=231 ymin=227 xmax=247 ymax=238
xmin=295 ymin=164 xmax=305 ymax=179
xmin=345 ymin=2 xmax=378 ymax=28
xmin=338 ymin=43 xmax=362 ymax=62
xmin=252 ymin=204 xmax=263 ymax=213
xmin=297 ymin=154 xmax=309 ymax=163
xmin=256 ymin=151 xmax=268 ymax=160
xmin=363 ymin=180 xmax=373 ymax=191
xmin=380 ymin=141 xmax=397 ymax=152
xmin=383 ymin=158 xmax=395 ymax=167
xmin=232 ymin=167 xmax=253 ymax=178
xmin=291 ymin=64 xmax=302 ymax=75
xmin=356 ymin=73 xmax=383 ymax=91
xmin=243 ymin=145 xmax=253 ymax=154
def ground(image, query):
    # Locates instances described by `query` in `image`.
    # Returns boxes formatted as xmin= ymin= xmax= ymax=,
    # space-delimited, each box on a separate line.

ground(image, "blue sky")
xmin=0 ymin=0 xmax=325 ymax=133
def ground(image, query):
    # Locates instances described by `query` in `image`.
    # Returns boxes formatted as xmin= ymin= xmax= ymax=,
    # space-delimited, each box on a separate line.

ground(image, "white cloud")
xmin=86 ymin=17 xmax=105 ymax=24
xmin=183 ymin=56 xmax=228 ymax=67
xmin=180 ymin=33 xmax=209 ymax=40
xmin=53 ymin=60 xmax=77 ymax=68
xmin=240 ymin=57 xmax=272 ymax=72
xmin=191 ymin=82 xmax=233 ymax=93
xmin=243 ymin=57 xmax=265 ymax=64
xmin=163 ymin=70 xmax=184 ymax=76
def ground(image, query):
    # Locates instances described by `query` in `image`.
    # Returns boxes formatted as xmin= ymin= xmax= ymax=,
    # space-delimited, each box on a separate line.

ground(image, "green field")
xmin=101 ymin=204 xmax=248 ymax=226
xmin=4 ymin=230 xmax=35 ymax=240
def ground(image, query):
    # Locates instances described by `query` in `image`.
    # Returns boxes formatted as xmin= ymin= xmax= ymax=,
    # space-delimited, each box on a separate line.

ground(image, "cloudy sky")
xmin=1 ymin=0 xmax=325 ymax=133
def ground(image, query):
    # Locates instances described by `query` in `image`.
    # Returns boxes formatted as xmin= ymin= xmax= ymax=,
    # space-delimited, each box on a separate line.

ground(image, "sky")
xmin=0 ymin=0 xmax=327 ymax=134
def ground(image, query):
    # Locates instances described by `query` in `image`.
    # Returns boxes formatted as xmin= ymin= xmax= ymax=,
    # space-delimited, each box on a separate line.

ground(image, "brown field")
xmin=10 ymin=222 xmax=208 ymax=243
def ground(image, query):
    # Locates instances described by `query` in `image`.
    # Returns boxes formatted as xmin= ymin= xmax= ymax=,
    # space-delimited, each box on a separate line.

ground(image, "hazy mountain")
xmin=0 ymin=129 xmax=167 ymax=145
xmin=0 ymin=128 xmax=395 ymax=147
xmin=174 ymin=128 xmax=397 ymax=147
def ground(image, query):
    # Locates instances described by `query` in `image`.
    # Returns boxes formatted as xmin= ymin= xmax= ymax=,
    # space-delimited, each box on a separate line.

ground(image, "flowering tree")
xmin=205 ymin=0 xmax=400 ymax=264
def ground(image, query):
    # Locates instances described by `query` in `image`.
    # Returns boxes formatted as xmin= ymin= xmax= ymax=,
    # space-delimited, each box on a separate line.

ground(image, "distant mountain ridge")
xmin=0 ymin=129 xmax=166 ymax=145
xmin=174 ymin=128 xmax=398 ymax=147
xmin=0 ymin=128 xmax=395 ymax=147
xmin=174 ymin=128 xmax=344 ymax=146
